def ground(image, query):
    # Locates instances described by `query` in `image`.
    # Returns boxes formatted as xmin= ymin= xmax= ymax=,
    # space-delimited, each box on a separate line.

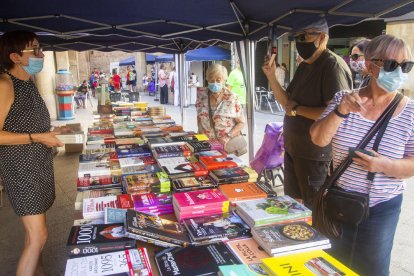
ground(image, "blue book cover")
xmin=104 ymin=207 xmax=127 ymax=224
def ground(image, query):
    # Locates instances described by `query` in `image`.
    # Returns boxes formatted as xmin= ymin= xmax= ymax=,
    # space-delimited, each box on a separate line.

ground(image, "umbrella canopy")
xmin=186 ymin=46 xmax=231 ymax=61
xmin=118 ymin=56 xmax=135 ymax=66
xmin=155 ymin=54 xmax=174 ymax=62
xmin=1 ymin=0 xmax=413 ymax=51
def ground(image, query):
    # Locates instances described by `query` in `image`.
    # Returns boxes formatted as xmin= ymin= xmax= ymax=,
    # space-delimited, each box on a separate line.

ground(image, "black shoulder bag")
xmin=313 ymin=93 xmax=403 ymax=240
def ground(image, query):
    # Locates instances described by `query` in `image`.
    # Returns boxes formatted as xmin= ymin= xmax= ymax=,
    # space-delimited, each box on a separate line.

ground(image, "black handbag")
xmin=313 ymin=93 xmax=403 ymax=240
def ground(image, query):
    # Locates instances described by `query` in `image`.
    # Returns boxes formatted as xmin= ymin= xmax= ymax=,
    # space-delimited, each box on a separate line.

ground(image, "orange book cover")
xmin=199 ymin=156 xmax=238 ymax=170
xmin=219 ymin=182 xmax=267 ymax=202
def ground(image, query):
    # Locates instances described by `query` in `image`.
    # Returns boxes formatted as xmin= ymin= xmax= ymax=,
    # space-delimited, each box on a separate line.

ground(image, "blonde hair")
xmin=206 ymin=64 xmax=228 ymax=82
xmin=365 ymin=34 xmax=412 ymax=61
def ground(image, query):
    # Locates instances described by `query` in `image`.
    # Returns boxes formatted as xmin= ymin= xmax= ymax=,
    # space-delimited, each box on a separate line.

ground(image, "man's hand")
xmin=285 ymin=100 xmax=299 ymax=116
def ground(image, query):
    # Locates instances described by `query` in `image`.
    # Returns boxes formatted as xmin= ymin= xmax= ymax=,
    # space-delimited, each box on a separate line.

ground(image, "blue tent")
xmin=146 ymin=53 xmax=156 ymax=64
xmin=155 ymin=54 xmax=174 ymax=62
xmin=118 ymin=56 xmax=135 ymax=66
xmin=186 ymin=46 xmax=230 ymax=61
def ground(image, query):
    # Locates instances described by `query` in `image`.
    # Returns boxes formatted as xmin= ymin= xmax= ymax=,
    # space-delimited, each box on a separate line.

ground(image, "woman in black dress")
xmin=0 ymin=31 xmax=64 ymax=275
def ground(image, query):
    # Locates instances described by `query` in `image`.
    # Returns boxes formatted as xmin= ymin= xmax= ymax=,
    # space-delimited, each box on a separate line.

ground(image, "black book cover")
xmin=209 ymin=167 xmax=249 ymax=183
xmin=182 ymin=211 xmax=250 ymax=241
xmin=171 ymin=176 xmax=217 ymax=192
xmin=155 ymin=243 xmax=241 ymax=276
xmin=66 ymin=223 xmax=135 ymax=257
xmin=125 ymin=209 xmax=190 ymax=246
xmin=186 ymin=141 xmax=211 ymax=153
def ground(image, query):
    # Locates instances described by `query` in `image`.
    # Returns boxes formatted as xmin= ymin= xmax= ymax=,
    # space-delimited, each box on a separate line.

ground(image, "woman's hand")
xmin=32 ymin=132 xmax=64 ymax=148
xmin=338 ymin=90 xmax=367 ymax=115
xmin=353 ymin=150 xmax=390 ymax=173
xmin=262 ymin=55 xmax=277 ymax=80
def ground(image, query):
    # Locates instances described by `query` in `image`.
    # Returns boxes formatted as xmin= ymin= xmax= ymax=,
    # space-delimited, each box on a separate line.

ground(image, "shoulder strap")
xmin=323 ymin=92 xmax=403 ymax=190
xmin=207 ymin=92 xmax=217 ymax=138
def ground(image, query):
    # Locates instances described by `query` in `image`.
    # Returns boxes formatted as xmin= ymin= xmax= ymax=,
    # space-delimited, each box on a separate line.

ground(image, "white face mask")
xmin=350 ymin=60 xmax=365 ymax=72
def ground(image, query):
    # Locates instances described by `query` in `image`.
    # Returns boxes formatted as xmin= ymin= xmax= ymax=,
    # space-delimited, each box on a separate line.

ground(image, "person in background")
xmin=262 ymin=18 xmax=352 ymax=209
xmin=112 ymin=68 xmax=121 ymax=92
xmin=158 ymin=64 xmax=169 ymax=104
xmin=226 ymin=60 xmax=246 ymax=106
xmin=282 ymin=62 xmax=290 ymax=88
xmin=75 ymin=80 xmax=89 ymax=108
xmin=310 ymin=34 xmax=414 ymax=276
xmin=89 ymin=71 xmax=96 ymax=97
xmin=143 ymin=73 xmax=149 ymax=92
xmin=275 ymin=63 xmax=286 ymax=88
xmin=130 ymin=69 xmax=137 ymax=92
xmin=350 ymin=38 xmax=371 ymax=88
xmin=196 ymin=64 xmax=245 ymax=149
xmin=169 ymin=66 xmax=179 ymax=106
xmin=0 ymin=30 xmax=65 ymax=276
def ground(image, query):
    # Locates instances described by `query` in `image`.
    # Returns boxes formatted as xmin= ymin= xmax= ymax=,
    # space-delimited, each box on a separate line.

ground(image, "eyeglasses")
xmin=293 ymin=31 xmax=321 ymax=43
xmin=370 ymin=59 xmax=414 ymax=73
xmin=350 ymin=54 xmax=363 ymax=61
xmin=21 ymin=47 xmax=43 ymax=56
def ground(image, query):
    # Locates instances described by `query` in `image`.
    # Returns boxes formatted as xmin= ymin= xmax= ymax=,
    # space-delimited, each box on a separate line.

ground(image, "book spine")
xmin=156 ymin=152 xmax=184 ymax=159
xmin=127 ymin=227 xmax=187 ymax=247
xmin=255 ymin=212 xmax=312 ymax=227
xmin=125 ymin=231 xmax=176 ymax=248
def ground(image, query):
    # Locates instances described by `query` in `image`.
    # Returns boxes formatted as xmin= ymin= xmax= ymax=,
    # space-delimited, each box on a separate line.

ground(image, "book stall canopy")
xmin=118 ymin=57 xmax=135 ymax=66
xmin=0 ymin=0 xmax=412 ymax=52
xmin=186 ymin=46 xmax=231 ymax=61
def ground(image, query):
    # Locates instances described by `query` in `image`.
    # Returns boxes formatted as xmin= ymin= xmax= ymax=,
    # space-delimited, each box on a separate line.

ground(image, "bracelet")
xmin=28 ymin=133 xmax=34 ymax=143
xmin=333 ymin=107 xmax=349 ymax=118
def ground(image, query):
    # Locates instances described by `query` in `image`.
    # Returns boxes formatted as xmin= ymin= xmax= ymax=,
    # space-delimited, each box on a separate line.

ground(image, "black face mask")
xmin=296 ymin=41 xmax=317 ymax=60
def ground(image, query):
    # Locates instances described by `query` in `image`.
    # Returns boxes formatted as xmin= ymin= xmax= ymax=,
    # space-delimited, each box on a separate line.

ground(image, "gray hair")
xmin=365 ymin=34 xmax=412 ymax=61
xmin=206 ymin=64 xmax=228 ymax=82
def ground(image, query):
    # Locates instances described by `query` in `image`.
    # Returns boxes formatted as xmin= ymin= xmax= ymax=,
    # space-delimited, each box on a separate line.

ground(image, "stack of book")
xmin=172 ymin=189 xmax=230 ymax=221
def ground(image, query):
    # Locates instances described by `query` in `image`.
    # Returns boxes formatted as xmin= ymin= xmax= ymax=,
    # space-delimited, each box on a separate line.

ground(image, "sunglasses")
xmin=350 ymin=54 xmax=363 ymax=61
xmin=292 ymin=31 xmax=321 ymax=43
xmin=22 ymin=47 xmax=43 ymax=56
xmin=370 ymin=59 xmax=414 ymax=73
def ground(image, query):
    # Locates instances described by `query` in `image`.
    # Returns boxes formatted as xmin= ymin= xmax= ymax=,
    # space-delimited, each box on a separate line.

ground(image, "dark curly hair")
xmin=0 ymin=30 xmax=38 ymax=71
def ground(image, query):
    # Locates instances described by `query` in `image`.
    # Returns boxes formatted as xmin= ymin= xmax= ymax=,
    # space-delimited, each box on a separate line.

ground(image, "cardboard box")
xmin=65 ymin=143 xmax=84 ymax=153
xmin=59 ymin=123 xmax=85 ymax=153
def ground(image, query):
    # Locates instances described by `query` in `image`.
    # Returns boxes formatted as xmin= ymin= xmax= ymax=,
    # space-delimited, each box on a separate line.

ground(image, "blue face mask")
xmin=208 ymin=82 xmax=222 ymax=93
xmin=376 ymin=66 xmax=408 ymax=93
xmin=23 ymin=57 xmax=44 ymax=75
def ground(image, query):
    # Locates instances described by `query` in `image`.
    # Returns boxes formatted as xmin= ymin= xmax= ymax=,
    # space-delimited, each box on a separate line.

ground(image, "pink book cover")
xmin=173 ymin=199 xmax=229 ymax=215
xmin=173 ymin=189 xmax=228 ymax=209
xmin=132 ymin=193 xmax=173 ymax=209
xmin=141 ymin=207 xmax=174 ymax=216
xmin=174 ymin=207 xmax=225 ymax=222
xmin=207 ymin=138 xmax=224 ymax=151
xmin=136 ymin=204 xmax=174 ymax=212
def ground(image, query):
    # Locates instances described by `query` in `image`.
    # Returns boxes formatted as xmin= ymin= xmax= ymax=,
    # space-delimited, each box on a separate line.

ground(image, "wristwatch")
xmin=290 ymin=105 xmax=299 ymax=116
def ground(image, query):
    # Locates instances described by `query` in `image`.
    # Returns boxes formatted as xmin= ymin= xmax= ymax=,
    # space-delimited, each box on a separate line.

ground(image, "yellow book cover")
xmin=262 ymin=250 xmax=359 ymax=276
xmin=194 ymin=133 xmax=209 ymax=141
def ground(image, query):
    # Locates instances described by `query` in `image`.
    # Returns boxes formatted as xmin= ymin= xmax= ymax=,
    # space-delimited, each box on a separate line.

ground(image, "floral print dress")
xmin=196 ymin=87 xmax=244 ymax=141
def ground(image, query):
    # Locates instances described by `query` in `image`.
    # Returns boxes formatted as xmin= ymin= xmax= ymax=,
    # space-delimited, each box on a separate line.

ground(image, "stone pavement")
xmin=0 ymin=92 xmax=413 ymax=275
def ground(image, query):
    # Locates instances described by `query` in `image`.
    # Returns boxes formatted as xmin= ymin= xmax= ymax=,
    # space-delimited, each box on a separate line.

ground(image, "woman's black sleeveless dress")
xmin=0 ymin=72 xmax=55 ymax=216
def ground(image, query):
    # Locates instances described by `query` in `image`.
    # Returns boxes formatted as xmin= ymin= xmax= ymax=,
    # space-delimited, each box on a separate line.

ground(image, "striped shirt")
xmin=319 ymin=91 xmax=414 ymax=207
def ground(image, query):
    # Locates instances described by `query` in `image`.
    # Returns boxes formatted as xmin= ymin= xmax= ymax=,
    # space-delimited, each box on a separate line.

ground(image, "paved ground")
xmin=0 ymin=92 xmax=413 ymax=275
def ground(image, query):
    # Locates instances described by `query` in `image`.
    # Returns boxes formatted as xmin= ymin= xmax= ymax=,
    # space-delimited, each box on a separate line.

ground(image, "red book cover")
xmin=77 ymin=175 xmax=114 ymax=187
xmin=117 ymin=194 xmax=134 ymax=209
xmin=199 ymin=156 xmax=238 ymax=171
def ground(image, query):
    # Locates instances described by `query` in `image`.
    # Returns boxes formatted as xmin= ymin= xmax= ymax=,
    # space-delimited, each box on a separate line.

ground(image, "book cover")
xmin=171 ymin=176 xmax=217 ymax=192
xmin=219 ymin=264 xmax=263 ymax=276
xmin=121 ymin=164 xmax=161 ymax=176
xmin=82 ymin=196 xmax=118 ymax=220
xmin=252 ymin=222 xmax=330 ymax=255
xmin=116 ymin=145 xmax=152 ymax=158
xmin=209 ymin=167 xmax=250 ymax=183
xmin=182 ymin=211 xmax=250 ymax=241
xmin=155 ymin=243 xmax=241 ymax=276
xmin=118 ymin=156 xmax=156 ymax=168
xmin=255 ymin=181 xmax=277 ymax=198
xmin=218 ymin=182 xmax=267 ymax=202
xmin=125 ymin=209 xmax=190 ymax=246
xmin=78 ymin=162 xmax=111 ymax=178
xmin=75 ymin=188 xmax=122 ymax=211
xmin=173 ymin=189 xmax=229 ymax=211
xmin=116 ymin=194 xmax=134 ymax=209
xmin=147 ymin=136 xmax=186 ymax=148
xmin=104 ymin=207 xmax=127 ymax=224
xmin=66 ymin=224 xmax=135 ymax=257
xmin=64 ymin=248 xmax=153 ymax=276
xmin=186 ymin=140 xmax=211 ymax=152
xmin=152 ymin=144 xmax=192 ymax=159
xmin=199 ymin=156 xmax=239 ymax=170
xmin=207 ymin=138 xmax=224 ymax=151
xmin=235 ymin=196 xmax=312 ymax=227
xmin=132 ymin=193 xmax=173 ymax=210
xmin=262 ymin=250 xmax=358 ymax=276
xmin=159 ymin=159 xmax=208 ymax=179
xmin=195 ymin=150 xmax=226 ymax=158
xmin=79 ymin=152 xmax=111 ymax=164
xmin=122 ymin=173 xmax=161 ymax=194
xmin=225 ymin=238 xmax=270 ymax=275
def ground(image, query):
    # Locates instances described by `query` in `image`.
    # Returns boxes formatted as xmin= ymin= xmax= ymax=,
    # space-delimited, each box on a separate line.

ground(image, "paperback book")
xmin=171 ymin=176 xmax=217 ymax=192
xmin=116 ymin=145 xmax=152 ymax=158
xmin=75 ymin=188 xmax=122 ymax=211
xmin=152 ymin=144 xmax=192 ymax=159
xmin=182 ymin=211 xmax=250 ymax=242
xmin=155 ymin=243 xmax=241 ymax=276
xmin=235 ymin=196 xmax=312 ymax=227
xmin=66 ymin=223 xmax=135 ymax=257
xmin=104 ymin=207 xmax=127 ymax=224
xmin=209 ymin=167 xmax=254 ymax=184
xmin=64 ymin=248 xmax=152 ymax=276
xmin=83 ymin=196 xmax=118 ymax=220
xmin=218 ymin=182 xmax=267 ymax=203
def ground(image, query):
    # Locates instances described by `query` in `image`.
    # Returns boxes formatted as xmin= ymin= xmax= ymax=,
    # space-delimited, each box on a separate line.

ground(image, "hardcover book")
xmin=66 ymin=223 xmax=135 ymax=257
xmin=125 ymin=209 xmax=190 ymax=247
xmin=182 ymin=211 xmax=250 ymax=241
xmin=225 ymin=238 xmax=270 ymax=275
xmin=262 ymin=250 xmax=358 ymax=276
xmin=64 ymin=248 xmax=153 ymax=276
xmin=235 ymin=196 xmax=312 ymax=227
xmin=155 ymin=243 xmax=241 ymax=276
xmin=251 ymin=222 xmax=330 ymax=255
xmin=218 ymin=182 xmax=267 ymax=203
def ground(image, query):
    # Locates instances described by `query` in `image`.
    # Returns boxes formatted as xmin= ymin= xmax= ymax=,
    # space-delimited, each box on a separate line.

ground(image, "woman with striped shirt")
xmin=310 ymin=34 xmax=414 ymax=276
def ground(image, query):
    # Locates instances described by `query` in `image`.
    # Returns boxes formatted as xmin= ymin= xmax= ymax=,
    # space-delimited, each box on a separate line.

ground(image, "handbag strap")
xmin=322 ymin=92 xmax=403 ymax=191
